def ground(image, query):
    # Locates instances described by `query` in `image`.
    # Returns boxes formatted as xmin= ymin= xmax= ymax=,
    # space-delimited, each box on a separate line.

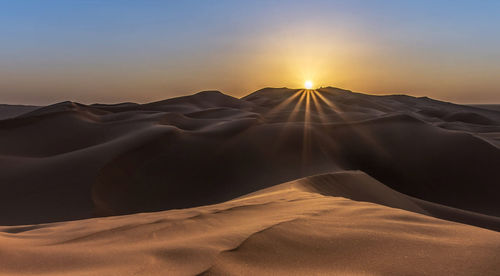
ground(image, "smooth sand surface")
xmin=1 ymin=171 xmax=499 ymax=276
xmin=2 ymin=88 xmax=500 ymax=225
xmin=1 ymin=88 xmax=500 ymax=275
xmin=0 ymin=104 xmax=38 ymax=120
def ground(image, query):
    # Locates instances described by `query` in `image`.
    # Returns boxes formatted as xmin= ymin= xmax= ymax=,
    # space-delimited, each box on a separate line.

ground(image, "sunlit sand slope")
xmin=1 ymin=171 xmax=499 ymax=276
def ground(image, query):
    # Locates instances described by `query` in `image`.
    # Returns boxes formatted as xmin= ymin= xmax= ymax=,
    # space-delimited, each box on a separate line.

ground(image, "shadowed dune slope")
xmin=0 ymin=104 xmax=39 ymax=120
xmin=1 ymin=88 xmax=500 ymax=225
xmin=0 ymin=171 xmax=499 ymax=276
xmin=251 ymin=171 xmax=500 ymax=232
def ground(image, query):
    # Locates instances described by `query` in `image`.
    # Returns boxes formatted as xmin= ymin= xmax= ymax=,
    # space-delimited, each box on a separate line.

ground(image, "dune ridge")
xmin=2 ymin=88 xmax=500 ymax=274
xmin=249 ymin=171 xmax=500 ymax=232
xmin=1 ymin=171 xmax=499 ymax=275
xmin=1 ymin=88 xmax=500 ymax=225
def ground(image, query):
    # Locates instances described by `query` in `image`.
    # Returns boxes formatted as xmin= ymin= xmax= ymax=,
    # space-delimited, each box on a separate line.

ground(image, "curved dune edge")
xmin=2 ymin=88 xmax=500 ymax=225
xmin=1 ymin=171 xmax=499 ymax=276
xmin=240 ymin=171 xmax=500 ymax=232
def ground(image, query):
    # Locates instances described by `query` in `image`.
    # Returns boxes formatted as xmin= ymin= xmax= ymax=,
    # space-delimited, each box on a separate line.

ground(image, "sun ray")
xmin=314 ymin=90 xmax=342 ymax=114
xmin=287 ymin=89 xmax=307 ymax=123
xmin=314 ymin=90 xmax=389 ymax=157
xmin=269 ymin=90 xmax=308 ymax=153
xmin=304 ymin=90 xmax=311 ymax=124
xmin=310 ymin=90 xmax=329 ymax=124
xmin=215 ymin=89 xmax=306 ymax=154
xmin=264 ymin=89 xmax=303 ymax=119
xmin=309 ymin=90 xmax=344 ymax=164
xmin=301 ymin=90 xmax=313 ymax=170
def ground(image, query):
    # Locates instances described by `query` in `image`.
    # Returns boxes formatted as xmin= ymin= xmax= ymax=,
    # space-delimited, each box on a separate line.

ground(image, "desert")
xmin=1 ymin=87 xmax=500 ymax=275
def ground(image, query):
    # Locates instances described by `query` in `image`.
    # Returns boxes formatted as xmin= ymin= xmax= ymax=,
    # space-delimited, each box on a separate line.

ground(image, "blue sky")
xmin=1 ymin=0 xmax=499 ymax=104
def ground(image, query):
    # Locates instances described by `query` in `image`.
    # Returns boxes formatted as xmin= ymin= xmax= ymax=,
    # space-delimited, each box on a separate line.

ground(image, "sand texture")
xmin=1 ymin=88 xmax=500 ymax=275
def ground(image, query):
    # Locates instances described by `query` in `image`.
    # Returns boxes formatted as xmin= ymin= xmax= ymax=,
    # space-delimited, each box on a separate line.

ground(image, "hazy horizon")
xmin=1 ymin=0 xmax=500 ymax=105
xmin=3 ymin=86 xmax=498 ymax=107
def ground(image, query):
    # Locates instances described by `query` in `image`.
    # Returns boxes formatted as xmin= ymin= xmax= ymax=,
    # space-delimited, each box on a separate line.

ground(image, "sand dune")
xmin=2 ymin=88 xmax=500 ymax=224
xmin=0 ymin=104 xmax=38 ymax=120
xmin=1 ymin=87 xmax=500 ymax=274
xmin=257 ymin=171 xmax=500 ymax=232
xmin=1 ymin=171 xmax=499 ymax=275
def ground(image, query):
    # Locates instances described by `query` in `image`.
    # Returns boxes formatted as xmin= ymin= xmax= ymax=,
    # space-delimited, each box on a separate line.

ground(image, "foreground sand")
xmin=2 ymin=88 xmax=500 ymax=275
xmin=1 ymin=171 xmax=499 ymax=276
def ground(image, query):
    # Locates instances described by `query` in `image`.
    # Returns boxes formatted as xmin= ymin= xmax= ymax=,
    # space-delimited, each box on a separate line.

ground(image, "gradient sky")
xmin=1 ymin=0 xmax=499 ymax=104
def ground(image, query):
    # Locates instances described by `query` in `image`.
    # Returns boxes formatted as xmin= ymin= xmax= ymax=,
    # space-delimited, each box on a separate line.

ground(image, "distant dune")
xmin=0 ymin=104 xmax=39 ymax=120
xmin=1 ymin=87 xmax=500 ymax=275
xmin=470 ymin=104 xmax=500 ymax=112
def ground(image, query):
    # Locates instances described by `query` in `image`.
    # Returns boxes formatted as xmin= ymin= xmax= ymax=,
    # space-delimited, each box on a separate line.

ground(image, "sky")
xmin=1 ymin=0 xmax=499 ymax=105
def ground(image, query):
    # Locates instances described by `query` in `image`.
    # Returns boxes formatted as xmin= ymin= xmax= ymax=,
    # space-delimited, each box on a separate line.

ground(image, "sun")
xmin=304 ymin=80 xmax=313 ymax=89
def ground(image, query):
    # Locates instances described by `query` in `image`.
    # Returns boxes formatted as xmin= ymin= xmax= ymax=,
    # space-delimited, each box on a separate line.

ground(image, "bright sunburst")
xmin=304 ymin=80 xmax=313 ymax=89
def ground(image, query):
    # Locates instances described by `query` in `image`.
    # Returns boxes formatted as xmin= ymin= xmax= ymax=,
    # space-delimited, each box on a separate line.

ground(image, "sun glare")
xmin=304 ymin=80 xmax=313 ymax=89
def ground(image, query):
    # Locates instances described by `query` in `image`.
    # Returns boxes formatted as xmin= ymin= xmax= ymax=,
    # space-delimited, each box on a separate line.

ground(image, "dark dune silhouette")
xmin=1 ymin=87 xmax=500 ymax=275
xmin=0 ymin=104 xmax=38 ymax=120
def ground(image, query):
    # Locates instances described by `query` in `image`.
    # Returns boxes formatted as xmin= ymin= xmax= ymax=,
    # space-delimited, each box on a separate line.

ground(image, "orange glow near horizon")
xmin=1 ymin=2 xmax=500 ymax=105
xmin=1 ymin=23 xmax=498 ymax=105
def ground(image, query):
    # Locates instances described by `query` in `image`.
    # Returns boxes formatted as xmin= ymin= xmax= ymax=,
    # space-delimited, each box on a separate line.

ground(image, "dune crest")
xmin=1 ymin=171 xmax=499 ymax=275
xmin=1 ymin=88 xmax=500 ymax=225
xmin=2 ymin=88 xmax=500 ymax=275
